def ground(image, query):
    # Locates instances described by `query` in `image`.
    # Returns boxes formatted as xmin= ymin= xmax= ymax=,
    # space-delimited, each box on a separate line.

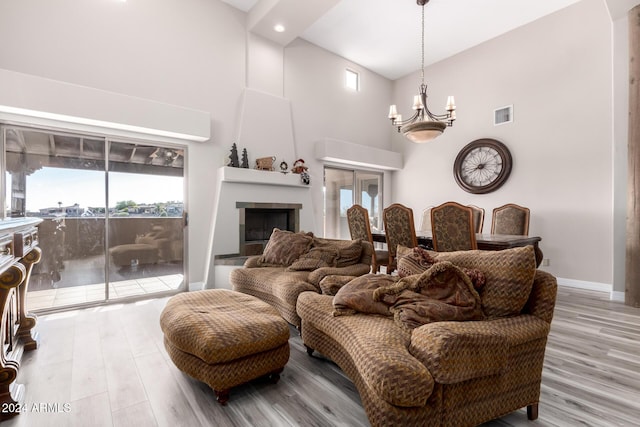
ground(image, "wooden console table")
xmin=0 ymin=218 xmax=42 ymax=420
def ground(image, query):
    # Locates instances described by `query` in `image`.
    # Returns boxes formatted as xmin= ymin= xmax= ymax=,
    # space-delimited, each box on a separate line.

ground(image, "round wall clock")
xmin=453 ymin=138 xmax=512 ymax=194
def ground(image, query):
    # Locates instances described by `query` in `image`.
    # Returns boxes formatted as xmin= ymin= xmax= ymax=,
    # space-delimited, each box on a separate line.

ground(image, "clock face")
xmin=454 ymin=139 xmax=512 ymax=194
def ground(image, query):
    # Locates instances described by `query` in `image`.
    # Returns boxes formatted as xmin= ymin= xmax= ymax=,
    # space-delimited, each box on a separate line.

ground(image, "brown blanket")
xmin=333 ymin=262 xmax=484 ymax=330
xmin=333 ymin=273 xmax=398 ymax=316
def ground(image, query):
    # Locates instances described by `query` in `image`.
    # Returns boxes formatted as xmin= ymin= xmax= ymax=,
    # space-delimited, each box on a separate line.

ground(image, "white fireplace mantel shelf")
xmin=218 ymin=166 xmax=310 ymax=188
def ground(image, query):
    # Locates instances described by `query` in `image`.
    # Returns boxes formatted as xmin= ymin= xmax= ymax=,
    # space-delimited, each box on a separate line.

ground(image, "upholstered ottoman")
xmin=159 ymin=289 xmax=290 ymax=404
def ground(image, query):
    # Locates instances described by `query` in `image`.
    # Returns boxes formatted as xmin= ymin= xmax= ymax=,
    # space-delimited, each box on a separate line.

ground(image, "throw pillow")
xmin=396 ymin=245 xmax=486 ymax=290
xmin=319 ymin=275 xmax=356 ymax=296
xmin=335 ymin=240 xmax=363 ymax=267
xmin=287 ymin=247 xmax=338 ymax=271
xmin=312 ymin=238 xmax=363 ymax=267
xmin=258 ymin=228 xmax=313 ymax=267
xmin=428 ymin=245 xmax=536 ymax=318
xmin=397 ymin=246 xmax=438 ymax=278
xmin=287 ymin=258 xmax=330 ymax=271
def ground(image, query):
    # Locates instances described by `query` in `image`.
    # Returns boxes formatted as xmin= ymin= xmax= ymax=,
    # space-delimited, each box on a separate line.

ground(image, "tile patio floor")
xmin=26 ymin=274 xmax=183 ymax=310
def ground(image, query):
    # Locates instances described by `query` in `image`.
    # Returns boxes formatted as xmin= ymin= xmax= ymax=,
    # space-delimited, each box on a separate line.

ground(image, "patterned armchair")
xmin=347 ymin=204 xmax=389 ymax=273
xmin=492 ymin=203 xmax=530 ymax=235
xmin=431 ymin=201 xmax=477 ymax=252
xmin=382 ymin=203 xmax=418 ymax=273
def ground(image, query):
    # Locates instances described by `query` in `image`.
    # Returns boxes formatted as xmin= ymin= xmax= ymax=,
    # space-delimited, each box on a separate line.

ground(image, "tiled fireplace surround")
xmin=237 ymin=202 xmax=301 ymax=256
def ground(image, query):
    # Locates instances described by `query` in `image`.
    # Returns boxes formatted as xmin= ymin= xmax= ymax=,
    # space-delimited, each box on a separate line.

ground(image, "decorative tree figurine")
xmin=228 ymin=143 xmax=239 ymax=167
xmin=241 ymin=148 xmax=249 ymax=168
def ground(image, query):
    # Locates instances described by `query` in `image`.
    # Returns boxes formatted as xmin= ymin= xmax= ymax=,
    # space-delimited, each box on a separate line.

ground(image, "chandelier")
xmin=388 ymin=0 xmax=456 ymax=143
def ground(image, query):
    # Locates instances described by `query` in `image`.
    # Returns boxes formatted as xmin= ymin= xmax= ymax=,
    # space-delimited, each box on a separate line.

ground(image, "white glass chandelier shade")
xmin=401 ymin=121 xmax=447 ymax=143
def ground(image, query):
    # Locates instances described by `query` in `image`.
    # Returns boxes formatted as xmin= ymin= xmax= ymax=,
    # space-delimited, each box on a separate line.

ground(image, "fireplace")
xmin=237 ymin=202 xmax=301 ymax=256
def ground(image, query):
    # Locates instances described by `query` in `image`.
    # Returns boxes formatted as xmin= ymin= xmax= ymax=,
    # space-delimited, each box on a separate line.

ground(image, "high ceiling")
xmin=221 ymin=0 xmax=587 ymax=80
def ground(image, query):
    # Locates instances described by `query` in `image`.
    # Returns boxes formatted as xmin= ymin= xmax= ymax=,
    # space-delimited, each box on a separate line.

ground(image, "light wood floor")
xmin=4 ymin=286 xmax=639 ymax=427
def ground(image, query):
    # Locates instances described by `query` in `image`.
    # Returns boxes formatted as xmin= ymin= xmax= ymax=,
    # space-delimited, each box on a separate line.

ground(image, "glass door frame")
xmin=323 ymin=165 xmax=384 ymax=240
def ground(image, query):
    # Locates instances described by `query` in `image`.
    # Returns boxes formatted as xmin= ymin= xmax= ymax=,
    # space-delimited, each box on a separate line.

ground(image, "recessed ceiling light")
xmin=274 ymin=24 xmax=285 ymax=33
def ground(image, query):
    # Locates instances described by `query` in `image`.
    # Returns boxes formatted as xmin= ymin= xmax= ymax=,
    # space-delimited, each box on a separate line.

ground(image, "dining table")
xmin=371 ymin=231 xmax=544 ymax=267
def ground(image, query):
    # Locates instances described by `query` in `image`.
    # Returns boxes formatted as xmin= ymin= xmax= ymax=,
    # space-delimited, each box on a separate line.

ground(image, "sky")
xmin=11 ymin=167 xmax=183 ymax=211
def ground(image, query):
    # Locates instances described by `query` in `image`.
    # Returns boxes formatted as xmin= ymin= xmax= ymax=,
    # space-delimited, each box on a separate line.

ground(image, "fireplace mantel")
xmin=218 ymin=167 xmax=310 ymax=188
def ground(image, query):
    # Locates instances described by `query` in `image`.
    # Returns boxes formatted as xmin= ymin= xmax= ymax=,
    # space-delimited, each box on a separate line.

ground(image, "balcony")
xmin=27 ymin=216 xmax=184 ymax=312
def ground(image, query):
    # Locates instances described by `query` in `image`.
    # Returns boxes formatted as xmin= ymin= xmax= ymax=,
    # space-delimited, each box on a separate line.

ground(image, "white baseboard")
xmin=556 ymin=277 xmax=627 ymax=302
xmin=556 ymin=277 xmax=611 ymax=293
xmin=188 ymin=281 xmax=204 ymax=292
xmin=610 ymin=291 xmax=625 ymax=302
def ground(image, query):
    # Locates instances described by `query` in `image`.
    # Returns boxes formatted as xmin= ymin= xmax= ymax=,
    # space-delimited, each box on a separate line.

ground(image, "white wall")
xmin=391 ymin=0 xmax=614 ymax=286
xmin=247 ymin=34 xmax=284 ymax=96
xmin=284 ymin=38 xmax=394 ymax=233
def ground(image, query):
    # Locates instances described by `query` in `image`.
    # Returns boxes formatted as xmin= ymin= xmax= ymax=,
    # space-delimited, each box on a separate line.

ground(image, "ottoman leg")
xmin=267 ymin=367 xmax=284 ymax=384
xmin=305 ymin=345 xmax=315 ymax=356
xmin=215 ymin=389 xmax=230 ymax=406
xmin=213 ymin=367 xmax=285 ymax=405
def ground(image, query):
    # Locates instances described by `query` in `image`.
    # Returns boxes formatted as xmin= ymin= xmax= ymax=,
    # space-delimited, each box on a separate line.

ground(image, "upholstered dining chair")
xmin=467 ymin=205 xmax=485 ymax=233
xmin=431 ymin=201 xmax=477 ymax=252
xmin=491 ymin=203 xmax=530 ymax=235
xmin=419 ymin=206 xmax=433 ymax=233
xmin=382 ymin=203 xmax=418 ymax=273
xmin=347 ymin=204 xmax=389 ymax=273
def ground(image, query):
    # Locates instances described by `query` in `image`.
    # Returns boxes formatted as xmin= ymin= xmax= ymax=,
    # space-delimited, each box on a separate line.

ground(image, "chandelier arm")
xmin=423 ymin=107 xmax=449 ymax=121
xmin=391 ymin=110 xmax=422 ymax=126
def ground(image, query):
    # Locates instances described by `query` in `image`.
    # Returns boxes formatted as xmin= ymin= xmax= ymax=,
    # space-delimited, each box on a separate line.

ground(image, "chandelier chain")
xmin=421 ymin=3 xmax=425 ymax=85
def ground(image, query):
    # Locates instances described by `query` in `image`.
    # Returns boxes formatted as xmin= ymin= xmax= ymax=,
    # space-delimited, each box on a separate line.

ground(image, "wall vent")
xmin=494 ymin=105 xmax=513 ymax=125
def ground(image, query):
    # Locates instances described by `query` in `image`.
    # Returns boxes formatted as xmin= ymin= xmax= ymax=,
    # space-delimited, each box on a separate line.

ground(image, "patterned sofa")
xmin=230 ymin=229 xmax=373 ymax=327
xmin=296 ymin=245 xmax=557 ymax=427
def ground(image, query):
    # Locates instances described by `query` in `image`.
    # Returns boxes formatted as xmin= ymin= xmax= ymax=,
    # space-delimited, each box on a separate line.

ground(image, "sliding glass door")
xmin=323 ymin=168 xmax=353 ymax=239
xmin=1 ymin=126 xmax=186 ymax=311
xmin=107 ymin=141 xmax=185 ymax=300
xmin=323 ymin=166 xmax=383 ymax=239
